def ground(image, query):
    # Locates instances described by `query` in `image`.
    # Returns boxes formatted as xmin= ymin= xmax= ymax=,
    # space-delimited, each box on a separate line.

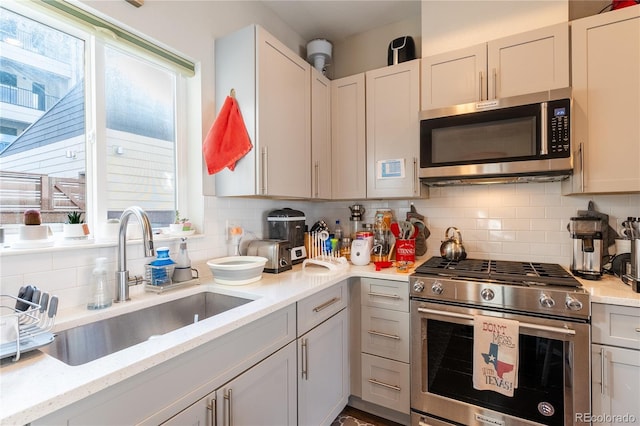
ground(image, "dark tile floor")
xmin=331 ymin=406 xmax=404 ymax=426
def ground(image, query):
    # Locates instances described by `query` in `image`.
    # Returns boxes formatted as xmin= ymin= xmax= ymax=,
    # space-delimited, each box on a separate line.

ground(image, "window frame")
xmin=1 ymin=0 xmax=189 ymax=242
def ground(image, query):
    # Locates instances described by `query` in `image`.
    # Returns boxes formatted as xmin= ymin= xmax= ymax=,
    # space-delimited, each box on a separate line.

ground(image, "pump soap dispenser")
xmin=88 ymin=257 xmax=112 ymax=310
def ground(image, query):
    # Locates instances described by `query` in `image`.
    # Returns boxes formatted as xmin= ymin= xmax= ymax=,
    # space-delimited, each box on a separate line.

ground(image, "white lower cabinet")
xmin=163 ymin=341 xmax=297 ymax=426
xmin=591 ymin=303 xmax=640 ymax=425
xmin=297 ymin=281 xmax=349 ymax=426
xmin=32 ymin=305 xmax=296 ymax=426
xmin=298 ymin=309 xmax=349 ymax=426
xmin=361 ymin=352 xmax=410 ymax=412
xmin=591 ymin=344 xmax=640 ymax=426
xmin=359 ymin=278 xmax=410 ymax=414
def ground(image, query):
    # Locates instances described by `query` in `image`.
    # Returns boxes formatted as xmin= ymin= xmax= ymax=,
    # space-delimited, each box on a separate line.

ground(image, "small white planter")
xmin=169 ymin=223 xmax=184 ymax=234
xmin=63 ymin=223 xmax=89 ymax=239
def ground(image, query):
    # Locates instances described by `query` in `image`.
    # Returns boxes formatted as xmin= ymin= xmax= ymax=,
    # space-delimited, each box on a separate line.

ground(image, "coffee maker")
xmin=569 ymin=216 xmax=604 ymax=279
xmin=266 ymin=208 xmax=306 ymax=264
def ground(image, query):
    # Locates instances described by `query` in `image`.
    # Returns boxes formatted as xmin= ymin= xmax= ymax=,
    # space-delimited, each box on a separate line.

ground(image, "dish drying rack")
xmin=0 ymin=292 xmax=58 ymax=362
xmin=302 ymin=230 xmax=348 ymax=271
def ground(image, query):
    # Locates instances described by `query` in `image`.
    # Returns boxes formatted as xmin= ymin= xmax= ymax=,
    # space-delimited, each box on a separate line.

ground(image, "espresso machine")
xmin=266 ymin=208 xmax=306 ymax=264
xmin=569 ymin=216 xmax=604 ymax=279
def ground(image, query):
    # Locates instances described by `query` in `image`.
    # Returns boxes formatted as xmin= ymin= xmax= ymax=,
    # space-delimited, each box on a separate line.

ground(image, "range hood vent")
xmin=422 ymin=172 xmax=571 ymax=187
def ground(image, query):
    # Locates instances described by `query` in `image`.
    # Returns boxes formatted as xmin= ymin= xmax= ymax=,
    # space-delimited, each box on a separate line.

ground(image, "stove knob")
xmin=431 ymin=282 xmax=444 ymax=295
xmin=480 ymin=288 xmax=494 ymax=301
xmin=413 ymin=280 xmax=425 ymax=293
xmin=539 ymin=293 xmax=555 ymax=308
xmin=565 ymin=295 xmax=583 ymax=311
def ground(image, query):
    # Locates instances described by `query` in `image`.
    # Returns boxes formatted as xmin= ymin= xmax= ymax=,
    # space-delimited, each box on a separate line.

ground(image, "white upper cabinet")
xmin=564 ymin=6 xmax=640 ymax=194
xmin=488 ymin=23 xmax=569 ymax=99
xmin=421 ymin=23 xmax=569 ymax=110
xmin=214 ymin=25 xmax=311 ymax=198
xmin=311 ymin=67 xmax=332 ymax=200
xmin=331 ymin=73 xmax=367 ymax=200
xmin=421 ymin=44 xmax=487 ymax=110
xmin=366 ymin=60 xmax=422 ymax=199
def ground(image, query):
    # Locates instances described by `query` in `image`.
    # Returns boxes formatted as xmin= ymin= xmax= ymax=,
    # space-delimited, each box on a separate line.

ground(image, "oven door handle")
xmin=416 ymin=307 xmax=576 ymax=336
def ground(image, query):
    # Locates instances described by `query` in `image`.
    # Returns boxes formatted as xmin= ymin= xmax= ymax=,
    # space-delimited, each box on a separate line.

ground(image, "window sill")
xmin=0 ymin=233 xmax=205 ymax=256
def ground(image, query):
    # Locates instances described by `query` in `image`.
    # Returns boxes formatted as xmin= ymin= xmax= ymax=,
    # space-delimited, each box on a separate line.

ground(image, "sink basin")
xmin=40 ymin=292 xmax=252 ymax=366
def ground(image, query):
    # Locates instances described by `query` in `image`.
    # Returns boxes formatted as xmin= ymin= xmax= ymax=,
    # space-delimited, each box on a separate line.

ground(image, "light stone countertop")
xmin=0 ymin=261 xmax=637 ymax=425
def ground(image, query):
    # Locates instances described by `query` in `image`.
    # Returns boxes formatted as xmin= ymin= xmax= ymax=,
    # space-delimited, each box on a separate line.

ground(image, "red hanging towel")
xmin=203 ymin=94 xmax=253 ymax=175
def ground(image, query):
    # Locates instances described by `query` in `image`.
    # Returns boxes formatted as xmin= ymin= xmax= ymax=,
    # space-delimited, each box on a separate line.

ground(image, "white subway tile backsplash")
xmin=489 ymin=230 xmax=516 ymax=242
xmin=477 ymin=218 xmax=503 ymax=230
xmin=516 ymin=206 xmax=545 ymax=219
xmin=530 ymin=218 xmax=565 ymax=231
xmin=503 ymin=219 xmax=531 ymax=231
xmin=1 ymin=183 xmax=638 ymax=308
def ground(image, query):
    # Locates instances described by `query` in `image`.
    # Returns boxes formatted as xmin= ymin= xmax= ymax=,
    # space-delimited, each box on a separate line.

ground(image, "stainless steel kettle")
xmin=440 ymin=227 xmax=466 ymax=261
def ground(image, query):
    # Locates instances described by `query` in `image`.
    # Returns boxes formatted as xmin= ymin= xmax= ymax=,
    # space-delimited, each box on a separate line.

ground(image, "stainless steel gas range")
xmin=409 ymin=257 xmax=591 ymax=426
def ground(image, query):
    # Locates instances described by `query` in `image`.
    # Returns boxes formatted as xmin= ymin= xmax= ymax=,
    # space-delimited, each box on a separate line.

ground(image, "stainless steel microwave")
xmin=419 ymin=88 xmax=572 ymax=186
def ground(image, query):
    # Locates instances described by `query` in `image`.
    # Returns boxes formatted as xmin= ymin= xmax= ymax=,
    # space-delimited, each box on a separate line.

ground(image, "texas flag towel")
xmin=473 ymin=315 xmax=519 ymax=397
xmin=203 ymin=95 xmax=253 ymax=175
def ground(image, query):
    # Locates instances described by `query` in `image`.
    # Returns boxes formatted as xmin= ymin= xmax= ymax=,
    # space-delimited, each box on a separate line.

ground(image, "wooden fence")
xmin=0 ymin=170 xmax=85 ymax=223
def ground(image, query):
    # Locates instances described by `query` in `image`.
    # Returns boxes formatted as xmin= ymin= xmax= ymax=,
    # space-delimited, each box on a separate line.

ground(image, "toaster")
xmin=246 ymin=239 xmax=292 ymax=273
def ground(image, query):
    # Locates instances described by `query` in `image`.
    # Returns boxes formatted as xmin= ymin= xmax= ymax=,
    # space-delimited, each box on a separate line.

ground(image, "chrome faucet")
xmin=115 ymin=206 xmax=155 ymax=302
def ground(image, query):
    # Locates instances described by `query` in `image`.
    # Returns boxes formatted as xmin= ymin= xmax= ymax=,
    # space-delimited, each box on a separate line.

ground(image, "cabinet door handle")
xmin=367 ymin=291 xmax=401 ymax=300
xmin=224 ymin=389 xmax=232 ymax=426
xmin=312 ymin=296 xmax=339 ymax=312
xmin=636 ymin=327 xmax=640 ymax=333
xmin=578 ymin=143 xmax=584 ymax=192
xmin=600 ymin=347 xmax=606 ymax=395
xmin=413 ymin=157 xmax=417 ymax=196
xmin=207 ymin=396 xmax=217 ymax=426
xmin=479 ymin=71 xmax=484 ymax=101
xmin=314 ymin=160 xmax=319 ymax=198
xmin=367 ymin=329 xmax=400 ymax=340
xmin=261 ymin=146 xmax=268 ymax=195
xmin=492 ymin=67 xmax=497 ymax=99
xmin=368 ymin=378 xmax=401 ymax=392
xmin=301 ymin=338 xmax=309 ymax=380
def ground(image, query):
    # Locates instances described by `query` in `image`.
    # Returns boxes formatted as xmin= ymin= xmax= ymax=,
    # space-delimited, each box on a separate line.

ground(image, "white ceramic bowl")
xmin=206 ymin=256 xmax=268 ymax=285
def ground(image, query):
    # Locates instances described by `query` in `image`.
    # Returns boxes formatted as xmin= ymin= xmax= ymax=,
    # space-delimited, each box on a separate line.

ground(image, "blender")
xmin=348 ymin=204 xmax=365 ymax=239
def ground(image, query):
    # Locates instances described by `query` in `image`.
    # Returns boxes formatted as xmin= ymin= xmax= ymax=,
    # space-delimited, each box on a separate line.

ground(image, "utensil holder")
xmin=145 ymin=264 xmax=175 ymax=286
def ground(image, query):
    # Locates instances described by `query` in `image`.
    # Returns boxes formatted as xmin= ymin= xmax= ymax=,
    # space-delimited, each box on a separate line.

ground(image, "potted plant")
xmin=63 ymin=211 xmax=89 ymax=239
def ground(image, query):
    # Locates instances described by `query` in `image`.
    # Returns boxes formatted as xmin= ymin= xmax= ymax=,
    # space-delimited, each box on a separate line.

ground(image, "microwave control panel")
xmin=547 ymin=99 xmax=570 ymax=156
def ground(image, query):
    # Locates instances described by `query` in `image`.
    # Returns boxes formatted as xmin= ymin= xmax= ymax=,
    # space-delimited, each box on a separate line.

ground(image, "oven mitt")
xmin=407 ymin=205 xmax=429 ymax=256
xmin=410 ymin=218 xmax=430 ymax=256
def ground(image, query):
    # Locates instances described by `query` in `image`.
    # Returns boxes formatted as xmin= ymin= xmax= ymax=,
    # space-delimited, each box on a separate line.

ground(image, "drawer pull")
xmin=368 ymin=292 xmax=401 ymax=300
xmin=636 ymin=327 xmax=640 ymax=333
xmin=368 ymin=378 xmax=401 ymax=392
xmin=313 ymin=297 xmax=340 ymax=312
xmin=367 ymin=330 xmax=400 ymax=340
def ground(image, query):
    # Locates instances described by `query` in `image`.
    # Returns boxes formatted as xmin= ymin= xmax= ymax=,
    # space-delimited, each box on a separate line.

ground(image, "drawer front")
xmin=360 ymin=278 xmax=408 ymax=312
xmin=361 ymin=353 xmax=410 ymax=413
xmin=361 ymin=305 xmax=409 ymax=362
xmin=298 ymin=280 xmax=348 ymax=336
xmin=592 ymin=303 xmax=640 ymax=350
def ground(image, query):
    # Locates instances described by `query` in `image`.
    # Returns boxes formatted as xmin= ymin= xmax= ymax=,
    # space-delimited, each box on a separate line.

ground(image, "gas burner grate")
xmin=414 ymin=257 xmax=580 ymax=287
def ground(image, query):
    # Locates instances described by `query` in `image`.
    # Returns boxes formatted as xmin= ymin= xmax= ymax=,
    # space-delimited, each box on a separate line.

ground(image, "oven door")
xmin=410 ymin=300 xmax=590 ymax=426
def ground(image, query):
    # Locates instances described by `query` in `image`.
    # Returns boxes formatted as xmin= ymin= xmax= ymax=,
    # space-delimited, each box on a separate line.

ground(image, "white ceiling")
xmin=261 ymin=0 xmax=421 ymax=43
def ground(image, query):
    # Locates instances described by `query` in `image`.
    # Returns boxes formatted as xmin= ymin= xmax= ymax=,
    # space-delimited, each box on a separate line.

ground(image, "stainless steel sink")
xmin=40 ymin=292 xmax=252 ymax=366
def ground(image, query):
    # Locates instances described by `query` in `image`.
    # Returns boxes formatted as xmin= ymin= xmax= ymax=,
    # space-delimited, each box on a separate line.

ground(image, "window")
xmin=0 ymin=1 xmax=187 ymax=239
